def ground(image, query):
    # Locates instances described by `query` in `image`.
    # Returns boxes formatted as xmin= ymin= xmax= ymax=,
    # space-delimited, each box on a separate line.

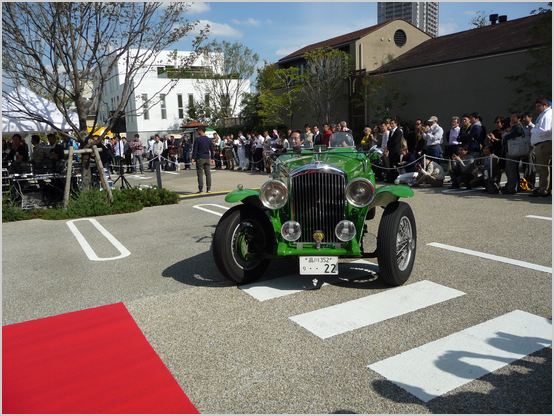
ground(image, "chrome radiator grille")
xmin=291 ymin=169 xmax=346 ymax=243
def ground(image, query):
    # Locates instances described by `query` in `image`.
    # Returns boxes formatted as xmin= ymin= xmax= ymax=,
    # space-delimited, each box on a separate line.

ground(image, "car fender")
xmin=225 ymin=189 xmax=265 ymax=209
xmin=368 ymin=184 xmax=414 ymax=210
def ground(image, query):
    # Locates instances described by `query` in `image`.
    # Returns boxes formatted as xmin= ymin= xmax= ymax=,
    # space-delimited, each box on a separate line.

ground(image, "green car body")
xmin=213 ymin=144 xmax=417 ymax=286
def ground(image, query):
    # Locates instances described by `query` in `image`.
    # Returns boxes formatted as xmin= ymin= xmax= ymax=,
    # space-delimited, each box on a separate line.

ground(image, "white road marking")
xmin=66 ymin=219 xmax=131 ymax=261
xmin=368 ymin=310 xmax=552 ymax=402
xmin=428 ymin=242 xmax=552 ymax=273
xmin=193 ymin=204 xmax=229 ymax=217
xmin=129 ymin=176 xmax=153 ymax=180
xmin=289 ymin=280 xmax=465 ymax=339
xmin=164 ymin=171 xmax=179 ymax=175
xmin=526 ymin=215 xmax=552 ymax=221
xmin=241 ymin=260 xmax=379 ymax=301
xmin=441 ymin=189 xmax=474 ymax=194
xmin=138 ymin=184 xmax=154 ymax=188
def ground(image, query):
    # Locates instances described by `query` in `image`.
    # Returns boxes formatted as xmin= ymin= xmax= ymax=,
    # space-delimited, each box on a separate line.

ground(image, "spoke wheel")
xmin=213 ymin=205 xmax=273 ymax=285
xmin=377 ymin=201 xmax=417 ymax=286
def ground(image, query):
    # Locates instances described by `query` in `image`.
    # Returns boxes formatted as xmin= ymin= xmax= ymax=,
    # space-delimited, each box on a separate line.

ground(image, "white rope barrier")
xmin=370 ymin=153 xmax=552 ymax=170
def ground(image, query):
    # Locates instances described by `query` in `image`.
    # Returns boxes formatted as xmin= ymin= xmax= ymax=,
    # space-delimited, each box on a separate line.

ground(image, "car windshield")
xmin=331 ymin=132 xmax=354 ymax=148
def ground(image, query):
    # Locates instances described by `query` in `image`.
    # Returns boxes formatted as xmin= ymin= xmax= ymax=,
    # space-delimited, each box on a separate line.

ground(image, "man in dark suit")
xmin=312 ymin=125 xmax=322 ymax=145
xmin=386 ymin=119 xmax=403 ymax=183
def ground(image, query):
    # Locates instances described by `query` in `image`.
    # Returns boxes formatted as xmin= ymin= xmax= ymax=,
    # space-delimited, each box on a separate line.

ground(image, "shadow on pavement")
xmin=371 ymin=345 xmax=552 ymax=413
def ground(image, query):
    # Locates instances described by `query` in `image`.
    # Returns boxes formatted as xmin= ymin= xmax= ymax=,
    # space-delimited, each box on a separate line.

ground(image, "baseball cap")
xmin=427 ymin=116 xmax=438 ymax=123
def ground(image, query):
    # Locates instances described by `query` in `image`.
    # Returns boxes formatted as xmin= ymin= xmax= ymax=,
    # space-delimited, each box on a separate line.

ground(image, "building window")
xmin=394 ymin=29 xmax=407 ymax=47
xmin=205 ymin=94 xmax=210 ymax=106
xmin=160 ymin=94 xmax=167 ymax=119
xmin=188 ymin=93 xmax=194 ymax=107
xmin=177 ymin=94 xmax=184 ymax=119
xmin=142 ymin=94 xmax=149 ymax=120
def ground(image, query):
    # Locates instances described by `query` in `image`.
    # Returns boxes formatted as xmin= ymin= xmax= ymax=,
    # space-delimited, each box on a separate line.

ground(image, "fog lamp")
xmin=335 ymin=220 xmax=356 ymax=242
xmin=281 ymin=221 xmax=301 ymax=241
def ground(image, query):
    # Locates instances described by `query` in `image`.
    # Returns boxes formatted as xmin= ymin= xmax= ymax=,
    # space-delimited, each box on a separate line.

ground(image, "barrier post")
xmin=155 ymin=156 xmax=163 ymax=189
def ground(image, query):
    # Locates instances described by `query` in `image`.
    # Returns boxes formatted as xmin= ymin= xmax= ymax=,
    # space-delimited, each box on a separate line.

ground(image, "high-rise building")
xmin=378 ymin=2 xmax=439 ymax=38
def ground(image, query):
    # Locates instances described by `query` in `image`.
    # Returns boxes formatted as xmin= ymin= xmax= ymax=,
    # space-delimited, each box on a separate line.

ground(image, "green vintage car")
xmin=213 ymin=133 xmax=416 ymax=286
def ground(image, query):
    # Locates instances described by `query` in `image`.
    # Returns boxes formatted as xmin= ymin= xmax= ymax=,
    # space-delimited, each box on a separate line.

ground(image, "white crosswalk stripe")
xmin=289 ymin=280 xmax=466 ymax=339
xmin=368 ymin=310 xmax=552 ymax=402
xmin=428 ymin=242 xmax=552 ymax=273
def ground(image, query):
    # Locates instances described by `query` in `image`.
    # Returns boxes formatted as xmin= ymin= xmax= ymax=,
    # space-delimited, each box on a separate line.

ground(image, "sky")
xmin=175 ymin=1 xmax=548 ymax=72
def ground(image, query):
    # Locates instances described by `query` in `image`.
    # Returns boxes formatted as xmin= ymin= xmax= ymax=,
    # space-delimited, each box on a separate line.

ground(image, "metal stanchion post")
xmin=155 ymin=157 xmax=163 ymax=189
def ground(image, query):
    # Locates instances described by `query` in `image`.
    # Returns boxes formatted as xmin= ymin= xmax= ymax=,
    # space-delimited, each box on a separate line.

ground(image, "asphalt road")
xmin=2 ymin=167 xmax=552 ymax=413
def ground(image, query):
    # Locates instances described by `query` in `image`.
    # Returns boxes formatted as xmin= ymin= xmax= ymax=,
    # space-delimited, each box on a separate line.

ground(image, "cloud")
xmin=192 ymin=20 xmax=243 ymax=38
xmin=464 ymin=10 xmax=477 ymax=16
xmin=439 ymin=22 xmax=459 ymax=36
xmin=275 ymin=45 xmax=307 ymax=57
xmin=231 ymin=18 xmax=262 ymax=27
xmin=186 ymin=2 xmax=211 ymax=14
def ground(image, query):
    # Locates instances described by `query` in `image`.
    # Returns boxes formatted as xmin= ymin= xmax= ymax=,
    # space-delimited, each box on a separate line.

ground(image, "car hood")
xmin=278 ymin=148 xmax=370 ymax=181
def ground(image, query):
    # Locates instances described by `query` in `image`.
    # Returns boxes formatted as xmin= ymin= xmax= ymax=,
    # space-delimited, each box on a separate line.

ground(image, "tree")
xmin=362 ymin=73 xmax=409 ymax=125
xmin=506 ymin=3 xmax=552 ymax=111
xmin=195 ymin=40 xmax=259 ymax=125
xmin=184 ymin=98 xmax=218 ymax=127
xmin=301 ymin=47 xmax=352 ymax=125
xmin=258 ymin=65 xmax=303 ymax=128
xmin=468 ymin=11 xmax=490 ymax=29
xmin=2 ymin=2 xmax=208 ymax=189
xmin=239 ymin=91 xmax=262 ymax=128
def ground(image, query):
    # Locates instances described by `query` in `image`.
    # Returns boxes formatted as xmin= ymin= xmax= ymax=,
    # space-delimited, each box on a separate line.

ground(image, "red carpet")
xmin=3 ymin=303 xmax=199 ymax=414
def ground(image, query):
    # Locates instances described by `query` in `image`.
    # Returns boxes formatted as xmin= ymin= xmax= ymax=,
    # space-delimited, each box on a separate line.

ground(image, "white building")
xmin=378 ymin=2 xmax=439 ymax=38
xmin=96 ymin=50 xmax=249 ymax=141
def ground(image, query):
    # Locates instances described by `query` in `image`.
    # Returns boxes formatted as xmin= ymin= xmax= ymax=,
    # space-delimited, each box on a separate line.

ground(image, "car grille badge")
xmin=313 ymin=230 xmax=324 ymax=250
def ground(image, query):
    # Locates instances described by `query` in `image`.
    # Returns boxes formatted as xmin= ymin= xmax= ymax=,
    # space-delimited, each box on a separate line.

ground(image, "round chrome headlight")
xmin=345 ymin=178 xmax=375 ymax=208
xmin=335 ymin=220 xmax=356 ymax=242
xmin=281 ymin=221 xmax=301 ymax=241
xmin=259 ymin=180 xmax=288 ymax=209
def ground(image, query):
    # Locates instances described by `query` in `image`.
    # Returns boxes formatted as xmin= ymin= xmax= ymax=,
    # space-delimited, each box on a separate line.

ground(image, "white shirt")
xmin=255 ymin=136 xmax=264 ymax=149
xmin=114 ymin=140 xmax=125 ymax=157
xmin=152 ymin=141 xmax=164 ymax=156
xmin=530 ymin=108 xmax=552 ymax=146
xmin=449 ymin=126 xmax=461 ymax=145
xmin=423 ymin=123 xmax=444 ymax=146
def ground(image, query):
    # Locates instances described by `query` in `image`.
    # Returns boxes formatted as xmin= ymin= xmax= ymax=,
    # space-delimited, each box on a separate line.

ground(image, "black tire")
xmin=213 ymin=205 xmax=273 ymax=285
xmin=377 ymin=201 xmax=417 ymax=286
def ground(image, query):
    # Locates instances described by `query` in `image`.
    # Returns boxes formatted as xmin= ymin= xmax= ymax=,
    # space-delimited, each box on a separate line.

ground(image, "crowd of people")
xmin=206 ymin=122 xmax=356 ymax=175
xmin=363 ymin=99 xmax=552 ymax=197
xmin=3 ymin=98 xmax=551 ymax=197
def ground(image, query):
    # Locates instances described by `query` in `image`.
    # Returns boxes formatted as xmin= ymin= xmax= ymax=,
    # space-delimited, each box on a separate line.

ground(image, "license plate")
xmin=299 ymin=256 xmax=338 ymax=275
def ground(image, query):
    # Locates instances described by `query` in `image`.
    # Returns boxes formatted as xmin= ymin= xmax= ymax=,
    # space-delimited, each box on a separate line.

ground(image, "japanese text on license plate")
xmin=299 ymin=256 xmax=338 ymax=275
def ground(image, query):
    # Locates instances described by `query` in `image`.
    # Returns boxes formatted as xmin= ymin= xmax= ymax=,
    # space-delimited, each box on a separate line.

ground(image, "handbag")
xmin=507 ymin=136 xmax=531 ymax=158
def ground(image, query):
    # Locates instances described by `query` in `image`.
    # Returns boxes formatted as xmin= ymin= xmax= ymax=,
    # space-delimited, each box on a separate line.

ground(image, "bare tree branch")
xmin=2 ymin=2 xmax=209 ymax=189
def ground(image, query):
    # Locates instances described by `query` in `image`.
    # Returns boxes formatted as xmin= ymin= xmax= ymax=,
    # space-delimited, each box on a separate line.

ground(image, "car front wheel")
xmin=377 ymin=201 xmax=416 ymax=286
xmin=213 ymin=205 xmax=272 ymax=285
